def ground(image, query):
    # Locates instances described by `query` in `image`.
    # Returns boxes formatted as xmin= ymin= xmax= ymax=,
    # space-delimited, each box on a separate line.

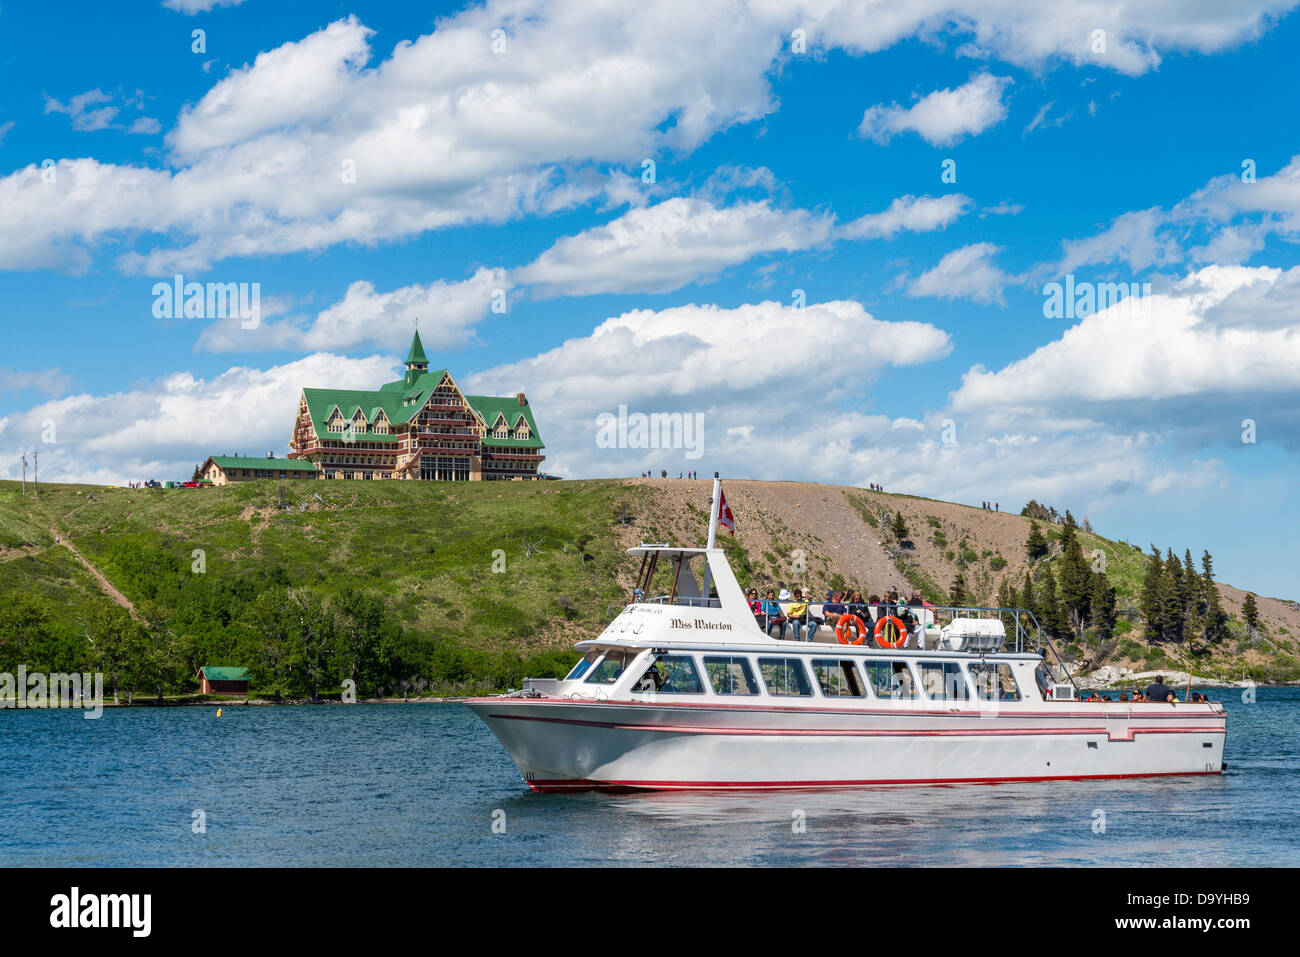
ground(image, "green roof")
xmin=200 ymin=666 xmax=249 ymax=681
xmin=465 ymin=394 xmax=544 ymax=448
xmin=208 ymin=456 xmax=319 ymax=471
xmin=299 ymin=374 xmax=544 ymax=448
xmin=405 ymin=331 xmax=428 ymax=366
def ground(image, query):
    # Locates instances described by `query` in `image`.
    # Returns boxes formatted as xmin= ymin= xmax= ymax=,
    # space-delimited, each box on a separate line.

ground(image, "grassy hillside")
xmin=1 ymin=476 xmax=1296 ymax=695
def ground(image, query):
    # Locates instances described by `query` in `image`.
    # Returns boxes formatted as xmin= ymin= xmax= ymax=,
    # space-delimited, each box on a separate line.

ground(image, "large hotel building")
xmin=281 ymin=331 xmax=546 ymax=481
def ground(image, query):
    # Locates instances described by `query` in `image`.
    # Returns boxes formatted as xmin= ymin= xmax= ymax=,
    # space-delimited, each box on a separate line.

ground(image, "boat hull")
xmin=465 ymin=698 xmax=1227 ymax=792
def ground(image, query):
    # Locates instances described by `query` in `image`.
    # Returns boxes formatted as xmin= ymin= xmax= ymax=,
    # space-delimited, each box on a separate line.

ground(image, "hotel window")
xmin=811 ymin=659 xmax=865 ymax=697
xmin=703 ymin=656 xmax=759 ymax=696
xmin=919 ymin=662 xmax=970 ymax=701
xmin=861 ymin=660 xmax=916 ymax=699
xmin=968 ymin=662 xmax=1020 ymax=701
xmin=757 ymin=657 xmax=813 ymax=697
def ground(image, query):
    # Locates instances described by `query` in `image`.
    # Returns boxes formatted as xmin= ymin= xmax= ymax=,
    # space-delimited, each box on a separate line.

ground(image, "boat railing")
xmin=641 ymin=595 xmax=721 ymax=608
xmin=845 ymin=603 xmax=1078 ymax=693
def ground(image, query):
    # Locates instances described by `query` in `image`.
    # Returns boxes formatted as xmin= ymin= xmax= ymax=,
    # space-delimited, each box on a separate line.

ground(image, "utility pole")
xmin=20 ymin=452 xmax=27 ymax=496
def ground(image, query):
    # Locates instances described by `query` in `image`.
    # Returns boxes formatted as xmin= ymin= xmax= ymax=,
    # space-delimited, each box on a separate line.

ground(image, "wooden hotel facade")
xmin=286 ymin=332 xmax=546 ymax=481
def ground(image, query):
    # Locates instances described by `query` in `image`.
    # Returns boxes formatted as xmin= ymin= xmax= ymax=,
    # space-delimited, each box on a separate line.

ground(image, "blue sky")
xmin=2 ymin=0 xmax=1298 ymax=599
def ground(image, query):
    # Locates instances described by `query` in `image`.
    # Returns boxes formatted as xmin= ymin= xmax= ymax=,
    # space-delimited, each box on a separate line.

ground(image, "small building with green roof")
xmin=200 ymin=454 xmax=321 ymax=485
xmin=197 ymin=666 xmax=250 ymax=695
xmin=283 ymin=331 xmax=547 ymax=482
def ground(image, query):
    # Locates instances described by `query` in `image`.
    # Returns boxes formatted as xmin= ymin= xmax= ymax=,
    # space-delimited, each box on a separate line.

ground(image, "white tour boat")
xmin=465 ymin=478 xmax=1227 ymax=792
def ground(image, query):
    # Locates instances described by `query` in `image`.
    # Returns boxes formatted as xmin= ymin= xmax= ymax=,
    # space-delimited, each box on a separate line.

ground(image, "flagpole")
xmin=706 ymin=472 xmax=720 ymax=550
xmin=703 ymin=473 xmax=720 ymax=603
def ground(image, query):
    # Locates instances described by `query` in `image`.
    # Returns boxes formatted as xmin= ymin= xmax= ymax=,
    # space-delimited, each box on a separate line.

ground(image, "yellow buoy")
xmin=216 ymin=708 xmax=222 ymax=717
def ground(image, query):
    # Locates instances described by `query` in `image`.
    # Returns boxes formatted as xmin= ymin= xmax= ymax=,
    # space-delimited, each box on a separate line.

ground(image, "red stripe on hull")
xmin=524 ymin=770 xmax=1223 ymax=793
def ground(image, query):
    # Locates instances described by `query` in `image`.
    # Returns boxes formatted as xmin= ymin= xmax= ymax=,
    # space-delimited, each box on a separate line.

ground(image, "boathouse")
xmin=197 ymin=666 xmax=250 ymax=695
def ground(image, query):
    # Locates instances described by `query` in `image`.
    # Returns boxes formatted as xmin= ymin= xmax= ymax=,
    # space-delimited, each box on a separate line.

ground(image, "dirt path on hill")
xmin=50 ymin=526 xmax=140 ymax=620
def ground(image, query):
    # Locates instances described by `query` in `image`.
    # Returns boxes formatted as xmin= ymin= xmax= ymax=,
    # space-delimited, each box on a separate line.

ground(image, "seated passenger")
xmin=746 ymin=588 xmax=763 ymax=618
xmin=762 ymin=589 xmax=788 ymax=640
xmin=822 ymin=591 xmax=846 ymax=626
xmin=788 ymin=588 xmax=817 ymax=642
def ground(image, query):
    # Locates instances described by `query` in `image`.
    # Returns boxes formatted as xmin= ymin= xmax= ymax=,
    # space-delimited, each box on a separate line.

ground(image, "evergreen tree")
xmin=1199 ymin=551 xmax=1227 ymax=644
xmin=1088 ymin=572 xmax=1117 ymax=640
xmin=950 ymin=572 xmax=970 ymax=607
xmin=1242 ymin=592 xmax=1260 ymax=634
xmin=1140 ymin=545 xmax=1164 ymax=642
xmin=890 ymin=511 xmax=909 ymax=542
xmin=191 ymin=463 xmax=202 ymax=482
xmin=1038 ymin=566 xmax=1066 ymax=639
xmin=1057 ymin=516 xmax=1091 ymax=638
xmin=1183 ymin=548 xmax=1197 ymax=623
xmin=1025 ymin=524 xmax=1049 ymax=561
xmin=1020 ymin=572 xmax=1036 ymax=618
xmin=1162 ymin=547 xmax=1186 ymax=643
xmin=997 ymin=576 xmax=1014 ymax=612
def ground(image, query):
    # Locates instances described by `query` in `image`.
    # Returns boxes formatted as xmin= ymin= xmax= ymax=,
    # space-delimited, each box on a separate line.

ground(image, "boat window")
xmin=860 ymin=660 xmax=917 ymax=699
xmin=703 ymin=656 xmax=760 ymax=696
xmin=565 ymin=651 xmax=601 ymax=682
xmin=757 ymin=658 xmax=814 ymax=697
xmin=812 ymin=659 xmax=865 ymax=697
xmin=584 ymin=649 xmax=641 ymax=685
xmin=968 ymin=662 xmax=1021 ymax=701
xmin=634 ymin=654 xmax=705 ymax=694
xmin=919 ymin=661 xmax=970 ymax=700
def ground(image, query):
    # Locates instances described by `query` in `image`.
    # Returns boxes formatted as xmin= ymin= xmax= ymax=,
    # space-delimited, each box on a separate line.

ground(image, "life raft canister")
xmin=874 ymin=615 xmax=907 ymax=648
xmin=835 ymin=614 xmax=868 ymax=645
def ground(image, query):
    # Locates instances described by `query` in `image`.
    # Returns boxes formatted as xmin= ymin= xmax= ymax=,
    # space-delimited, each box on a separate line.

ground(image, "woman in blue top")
xmin=761 ymin=589 xmax=788 ymax=640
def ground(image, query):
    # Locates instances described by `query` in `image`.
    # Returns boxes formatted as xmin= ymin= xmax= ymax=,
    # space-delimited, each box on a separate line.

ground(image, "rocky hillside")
xmin=2 ymin=476 xmax=1296 ymax=689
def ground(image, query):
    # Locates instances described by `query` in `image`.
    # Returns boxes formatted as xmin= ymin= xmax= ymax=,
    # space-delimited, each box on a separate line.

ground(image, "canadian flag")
xmin=717 ymin=487 xmax=735 ymax=535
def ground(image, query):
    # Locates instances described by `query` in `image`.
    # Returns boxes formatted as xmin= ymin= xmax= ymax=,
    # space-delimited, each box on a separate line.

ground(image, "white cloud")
xmin=162 ymin=0 xmax=248 ymax=13
xmin=515 ymin=198 xmax=836 ymax=298
xmin=0 ymin=121 xmax=14 ymax=145
xmin=0 ymin=353 xmax=396 ymax=485
xmin=463 ymin=297 xmax=952 ymax=478
xmin=0 ymin=367 xmax=73 ymax=397
xmin=950 ymin=265 xmax=1300 ymax=451
xmin=858 ymin=73 xmax=1012 ymax=146
xmin=840 ymin=193 xmax=971 ymax=239
xmin=199 ymin=267 xmax=510 ymax=354
xmin=43 ymin=89 xmax=119 ymax=132
xmin=906 ymin=242 xmax=1013 ymax=304
xmin=5 ymin=0 xmax=1293 ymax=274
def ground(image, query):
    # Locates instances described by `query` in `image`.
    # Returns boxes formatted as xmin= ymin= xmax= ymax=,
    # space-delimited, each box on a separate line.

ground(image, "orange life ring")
xmin=835 ymin=614 xmax=868 ymax=645
xmin=874 ymin=615 xmax=907 ymax=648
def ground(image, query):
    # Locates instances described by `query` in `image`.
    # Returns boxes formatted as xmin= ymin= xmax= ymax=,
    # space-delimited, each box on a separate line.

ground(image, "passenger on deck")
xmin=1145 ymin=676 xmax=1176 ymax=702
xmin=762 ymin=589 xmax=788 ymax=640
xmin=844 ymin=590 xmax=867 ymax=622
xmin=787 ymin=589 xmax=813 ymax=641
xmin=1131 ymin=691 xmax=1145 ymax=702
xmin=906 ymin=590 xmax=926 ymax=649
xmin=822 ymin=591 xmax=846 ymax=627
xmin=746 ymin=588 xmax=763 ymax=618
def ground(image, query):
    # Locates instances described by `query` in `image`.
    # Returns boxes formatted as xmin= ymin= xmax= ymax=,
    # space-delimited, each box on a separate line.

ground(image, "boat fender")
xmin=874 ymin=615 xmax=907 ymax=648
xmin=835 ymin=614 xmax=868 ymax=645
